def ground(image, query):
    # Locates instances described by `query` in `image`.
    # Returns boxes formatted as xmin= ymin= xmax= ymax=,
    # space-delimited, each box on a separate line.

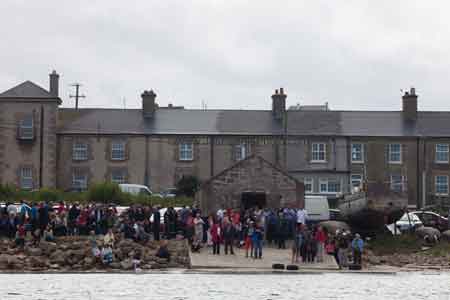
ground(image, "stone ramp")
xmin=189 ymin=245 xmax=339 ymax=271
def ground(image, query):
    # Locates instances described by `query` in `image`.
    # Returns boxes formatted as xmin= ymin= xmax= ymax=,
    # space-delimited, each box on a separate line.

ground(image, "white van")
xmin=305 ymin=195 xmax=330 ymax=222
xmin=118 ymin=184 xmax=154 ymax=196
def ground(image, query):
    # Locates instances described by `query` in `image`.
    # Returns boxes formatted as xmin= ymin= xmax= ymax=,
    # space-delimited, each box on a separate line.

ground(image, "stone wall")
xmin=197 ymin=156 xmax=304 ymax=214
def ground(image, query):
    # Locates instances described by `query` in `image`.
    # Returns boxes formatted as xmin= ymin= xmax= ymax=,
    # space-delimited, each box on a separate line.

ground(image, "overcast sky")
xmin=1 ymin=1 xmax=450 ymax=111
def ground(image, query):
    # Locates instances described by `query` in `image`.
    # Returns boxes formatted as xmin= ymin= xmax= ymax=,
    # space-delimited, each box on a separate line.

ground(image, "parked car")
xmin=159 ymin=188 xmax=177 ymax=198
xmin=119 ymin=184 xmax=157 ymax=196
xmin=393 ymin=212 xmax=423 ymax=232
xmin=411 ymin=211 xmax=449 ymax=232
xmin=329 ymin=208 xmax=343 ymax=221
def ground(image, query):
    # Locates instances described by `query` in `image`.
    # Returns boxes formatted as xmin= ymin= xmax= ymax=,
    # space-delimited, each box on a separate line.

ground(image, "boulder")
xmin=442 ymin=230 xmax=450 ymax=242
xmin=49 ymin=250 xmax=66 ymax=265
xmin=120 ymin=259 xmax=134 ymax=270
xmin=109 ymin=262 xmax=121 ymax=269
xmin=83 ymin=257 xmax=95 ymax=267
xmin=39 ymin=241 xmax=58 ymax=254
xmin=29 ymin=256 xmax=46 ymax=268
xmin=25 ymin=247 xmax=43 ymax=256
xmin=319 ymin=221 xmax=351 ymax=234
xmin=416 ymin=227 xmax=441 ymax=241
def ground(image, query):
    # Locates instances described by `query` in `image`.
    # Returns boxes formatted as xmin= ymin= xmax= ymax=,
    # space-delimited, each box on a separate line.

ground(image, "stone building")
xmin=196 ymin=155 xmax=304 ymax=214
xmin=1 ymin=71 xmax=450 ymax=209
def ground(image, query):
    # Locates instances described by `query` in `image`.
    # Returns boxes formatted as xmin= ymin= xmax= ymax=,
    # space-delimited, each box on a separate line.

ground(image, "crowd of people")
xmin=0 ymin=200 xmax=364 ymax=268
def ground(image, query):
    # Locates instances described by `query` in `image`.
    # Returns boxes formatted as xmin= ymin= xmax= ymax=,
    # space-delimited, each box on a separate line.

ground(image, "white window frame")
xmin=179 ymin=142 xmax=194 ymax=161
xmin=351 ymin=143 xmax=364 ymax=163
xmin=235 ymin=143 xmax=250 ymax=161
xmin=72 ymin=173 xmax=88 ymax=190
xmin=304 ymin=177 xmax=313 ymax=194
xmin=388 ymin=143 xmax=402 ymax=164
xmin=111 ymin=141 xmax=125 ymax=161
xmin=435 ymin=175 xmax=449 ymax=196
xmin=311 ymin=143 xmax=326 ymax=162
xmin=72 ymin=143 xmax=88 ymax=161
xmin=351 ymin=174 xmax=362 ymax=188
xmin=435 ymin=144 xmax=449 ymax=163
xmin=20 ymin=167 xmax=33 ymax=190
xmin=19 ymin=115 xmax=34 ymax=140
xmin=319 ymin=178 xmax=341 ymax=194
xmin=111 ymin=170 xmax=126 ymax=185
xmin=390 ymin=174 xmax=405 ymax=192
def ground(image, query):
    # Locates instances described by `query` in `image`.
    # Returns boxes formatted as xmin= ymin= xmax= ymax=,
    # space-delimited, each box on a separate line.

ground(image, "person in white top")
xmin=296 ymin=206 xmax=308 ymax=225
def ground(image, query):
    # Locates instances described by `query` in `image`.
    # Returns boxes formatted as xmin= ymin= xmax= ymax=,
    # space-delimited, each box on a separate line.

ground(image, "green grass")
xmin=368 ymin=234 xmax=423 ymax=255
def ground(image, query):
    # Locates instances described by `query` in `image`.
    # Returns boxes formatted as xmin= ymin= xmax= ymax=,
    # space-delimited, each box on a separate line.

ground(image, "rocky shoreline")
xmin=0 ymin=236 xmax=190 ymax=272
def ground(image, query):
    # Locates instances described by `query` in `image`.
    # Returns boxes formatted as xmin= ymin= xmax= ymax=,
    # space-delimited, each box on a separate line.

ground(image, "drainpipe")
xmin=416 ymin=137 xmax=421 ymax=208
xmin=39 ymin=105 xmax=44 ymax=189
xmin=210 ymin=136 xmax=214 ymax=177
xmin=144 ymin=135 xmax=149 ymax=187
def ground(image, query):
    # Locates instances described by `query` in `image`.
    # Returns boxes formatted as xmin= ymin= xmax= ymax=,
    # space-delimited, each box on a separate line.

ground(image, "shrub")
xmin=176 ymin=175 xmax=200 ymax=197
xmin=34 ymin=188 xmax=60 ymax=203
xmin=87 ymin=182 xmax=124 ymax=204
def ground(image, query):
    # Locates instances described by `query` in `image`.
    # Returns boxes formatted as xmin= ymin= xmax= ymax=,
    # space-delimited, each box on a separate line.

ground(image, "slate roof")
xmin=56 ymin=107 xmax=450 ymax=137
xmin=0 ymin=81 xmax=58 ymax=100
xmin=3 ymin=80 xmax=450 ymax=137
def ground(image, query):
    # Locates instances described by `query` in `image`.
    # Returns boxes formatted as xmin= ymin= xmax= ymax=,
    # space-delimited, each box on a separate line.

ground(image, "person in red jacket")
xmin=315 ymin=225 xmax=327 ymax=263
xmin=210 ymin=219 xmax=222 ymax=255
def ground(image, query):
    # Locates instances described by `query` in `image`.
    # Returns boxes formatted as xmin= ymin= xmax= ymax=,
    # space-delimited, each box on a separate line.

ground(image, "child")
xmin=252 ymin=222 xmax=263 ymax=259
xmin=15 ymin=224 xmax=26 ymax=248
xmin=244 ymin=220 xmax=254 ymax=258
xmin=43 ymin=225 xmax=55 ymax=242
xmin=292 ymin=223 xmax=304 ymax=264
xmin=210 ymin=219 xmax=222 ymax=255
xmin=101 ymin=246 xmax=113 ymax=265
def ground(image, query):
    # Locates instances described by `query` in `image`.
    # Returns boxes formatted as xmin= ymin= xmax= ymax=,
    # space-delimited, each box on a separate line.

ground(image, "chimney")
xmin=142 ymin=90 xmax=157 ymax=118
xmin=49 ymin=70 xmax=59 ymax=98
xmin=402 ymin=87 xmax=418 ymax=121
xmin=272 ymin=87 xmax=287 ymax=121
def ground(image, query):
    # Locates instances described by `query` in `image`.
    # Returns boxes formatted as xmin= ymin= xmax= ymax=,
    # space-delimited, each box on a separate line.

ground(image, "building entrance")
xmin=241 ymin=192 xmax=267 ymax=210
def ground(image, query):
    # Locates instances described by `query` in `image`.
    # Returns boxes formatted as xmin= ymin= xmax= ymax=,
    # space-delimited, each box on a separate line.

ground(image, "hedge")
xmin=0 ymin=183 xmax=193 ymax=207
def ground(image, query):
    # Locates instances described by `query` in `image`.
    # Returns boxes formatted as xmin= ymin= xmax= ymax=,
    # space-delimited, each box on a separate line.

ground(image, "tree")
xmin=176 ymin=175 xmax=200 ymax=197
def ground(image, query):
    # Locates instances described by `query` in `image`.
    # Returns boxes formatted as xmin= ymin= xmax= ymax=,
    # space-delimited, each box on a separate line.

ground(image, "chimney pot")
xmin=142 ymin=89 xmax=157 ymax=118
xmin=402 ymin=87 xmax=418 ymax=121
xmin=49 ymin=70 xmax=59 ymax=98
xmin=271 ymin=87 xmax=287 ymax=121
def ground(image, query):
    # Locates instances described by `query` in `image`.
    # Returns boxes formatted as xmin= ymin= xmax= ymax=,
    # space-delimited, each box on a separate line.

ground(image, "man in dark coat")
xmin=222 ymin=219 xmax=235 ymax=255
xmin=152 ymin=206 xmax=161 ymax=241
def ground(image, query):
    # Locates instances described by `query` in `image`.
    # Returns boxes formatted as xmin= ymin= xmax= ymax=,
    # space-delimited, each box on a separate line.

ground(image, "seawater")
xmin=0 ymin=272 xmax=449 ymax=300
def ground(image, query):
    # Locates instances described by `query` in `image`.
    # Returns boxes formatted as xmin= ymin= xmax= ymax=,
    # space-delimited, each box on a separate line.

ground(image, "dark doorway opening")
xmin=241 ymin=192 xmax=267 ymax=210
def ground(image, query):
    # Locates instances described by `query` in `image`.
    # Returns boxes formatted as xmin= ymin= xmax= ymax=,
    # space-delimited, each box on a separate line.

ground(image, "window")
xmin=20 ymin=167 xmax=33 ymax=190
xmin=304 ymin=177 xmax=313 ymax=193
xmin=435 ymin=175 xmax=448 ymax=195
xmin=319 ymin=178 xmax=340 ymax=194
xmin=234 ymin=143 xmax=250 ymax=161
xmin=351 ymin=143 xmax=364 ymax=163
xmin=390 ymin=174 xmax=405 ymax=192
xmin=436 ymin=144 xmax=449 ymax=163
xmin=111 ymin=170 xmax=126 ymax=184
xmin=388 ymin=144 xmax=402 ymax=163
xmin=179 ymin=142 xmax=194 ymax=161
xmin=111 ymin=141 xmax=125 ymax=160
xmin=72 ymin=143 xmax=88 ymax=161
xmin=72 ymin=173 xmax=87 ymax=190
xmin=351 ymin=174 xmax=362 ymax=188
xmin=18 ymin=115 xmax=34 ymax=140
xmin=311 ymin=143 xmax=326 ymax=162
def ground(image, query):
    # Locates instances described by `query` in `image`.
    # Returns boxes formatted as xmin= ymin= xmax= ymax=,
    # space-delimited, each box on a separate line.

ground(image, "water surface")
xmin=1 ymin=272 xmax=449 ymax=300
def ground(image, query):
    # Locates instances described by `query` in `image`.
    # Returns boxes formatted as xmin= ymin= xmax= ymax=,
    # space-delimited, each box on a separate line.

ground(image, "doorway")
xmin=241 ymin=192 xmax=267 ymax=210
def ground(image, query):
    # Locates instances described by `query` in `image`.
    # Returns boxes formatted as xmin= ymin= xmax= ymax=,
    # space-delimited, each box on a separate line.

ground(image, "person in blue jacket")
xmin=351 ymin=233 xmax=364 ymax=266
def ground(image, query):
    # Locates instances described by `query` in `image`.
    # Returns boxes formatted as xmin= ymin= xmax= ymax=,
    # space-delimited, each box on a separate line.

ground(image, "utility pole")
xmin=70 ymin=83 xmax=86 ymax=109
